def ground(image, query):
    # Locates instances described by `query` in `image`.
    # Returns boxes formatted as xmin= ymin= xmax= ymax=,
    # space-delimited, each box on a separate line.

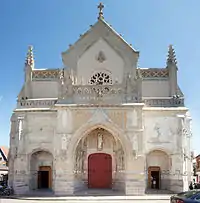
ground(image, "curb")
xmin=2 ymin=196 xmax=171 ymax=201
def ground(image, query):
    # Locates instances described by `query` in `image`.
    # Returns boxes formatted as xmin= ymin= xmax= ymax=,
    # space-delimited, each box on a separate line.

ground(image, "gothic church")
xmin=8 ymin=3 xmax=192 ymax=195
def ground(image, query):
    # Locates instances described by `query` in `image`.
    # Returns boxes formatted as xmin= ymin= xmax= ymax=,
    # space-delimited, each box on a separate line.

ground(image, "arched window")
xmin=90 ymin=72 xmax=112 ymax=85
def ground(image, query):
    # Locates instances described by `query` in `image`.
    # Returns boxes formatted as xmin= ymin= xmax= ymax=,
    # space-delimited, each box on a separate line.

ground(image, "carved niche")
xmin=74 ymin=139 xmax=87 ymax=174
xmin=97 ymin=132 xmax=103 ymax=151
xmin=115 ymin=140 xmax=125 ymax=171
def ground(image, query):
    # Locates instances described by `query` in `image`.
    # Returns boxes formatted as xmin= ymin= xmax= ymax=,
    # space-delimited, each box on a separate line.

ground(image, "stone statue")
xmin=118 ymin=148 xmax=125 ymax=171
xmin=116 ymin=142 xmax=125 ymax=171
xmin=58 ymin=69 xmax=65 ymax=99
xmin=61 ymin=134 xmax=67 ymax=150
xmin=132 ymin=135 xmax=138 ymax=156
xmin=74 ymin=141 xmax=84 ymax=173
xmin=97 ymin=132 xmax=103 ymax=150
xmin=126 ymin=73 xmax=132 ymax=95
xmin=154 ymin=123 xmax=161 ymax=141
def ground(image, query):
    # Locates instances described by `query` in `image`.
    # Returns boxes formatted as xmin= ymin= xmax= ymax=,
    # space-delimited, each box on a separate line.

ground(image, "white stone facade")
xmin=8 ymin=12 xmax=192 ymax=196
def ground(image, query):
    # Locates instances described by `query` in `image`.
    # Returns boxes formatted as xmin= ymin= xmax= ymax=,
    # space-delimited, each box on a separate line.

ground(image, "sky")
xmin=0 ymin=0 xmax=200 ymax=154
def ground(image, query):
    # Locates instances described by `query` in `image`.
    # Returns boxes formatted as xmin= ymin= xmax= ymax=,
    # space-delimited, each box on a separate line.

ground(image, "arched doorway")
xmin=146 ymin=150 xmax=170 ymax=190
xmin=30 ymin=150 xmax=53 ymax=190
xmin=88 ymin=153 xmax=112 ymax=188
xmin=73 ymin=127 xmax=125 ymax=192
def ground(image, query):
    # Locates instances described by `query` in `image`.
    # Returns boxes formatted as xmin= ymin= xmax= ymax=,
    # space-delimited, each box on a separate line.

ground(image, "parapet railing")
xmin=143 ymin=97 xmax=184 ymax=107
xmin=16 ymin=85 xmax=184 ymax=108
xmin=17 ymin=98 xmax=57 ymax=109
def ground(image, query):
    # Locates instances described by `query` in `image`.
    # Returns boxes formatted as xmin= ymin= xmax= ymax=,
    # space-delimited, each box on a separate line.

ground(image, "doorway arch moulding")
xmin=68 ymin=121 xmax=133 ymax=168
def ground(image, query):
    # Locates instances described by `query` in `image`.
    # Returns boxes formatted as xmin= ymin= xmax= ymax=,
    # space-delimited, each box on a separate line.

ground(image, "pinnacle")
xmin=25 ymin=45 xmax=34 ymax=68
xmin=167 ymin=44 xmax=177 ymax=66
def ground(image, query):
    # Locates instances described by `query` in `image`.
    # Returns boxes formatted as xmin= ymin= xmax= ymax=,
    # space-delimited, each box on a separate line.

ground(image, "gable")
xmin=62 ymin=19 xmax=139 ymax=71
xmin=77 ymin=38 xmax=124 ymax=84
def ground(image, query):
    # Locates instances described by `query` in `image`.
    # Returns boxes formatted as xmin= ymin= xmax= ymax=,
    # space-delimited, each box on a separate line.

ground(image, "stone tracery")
xmin=90 ymin=72 xmax=112 ymax=85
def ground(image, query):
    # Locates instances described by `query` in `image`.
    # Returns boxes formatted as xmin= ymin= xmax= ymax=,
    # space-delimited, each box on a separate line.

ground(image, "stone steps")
xmin=145 ymin=189 xmax=174 ymax=194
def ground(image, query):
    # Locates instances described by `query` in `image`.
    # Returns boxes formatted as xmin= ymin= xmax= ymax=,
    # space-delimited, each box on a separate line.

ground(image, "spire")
xmin=167 ymin=44 xmax=177 ymax=66
xmin=25 ymin=45 xmax=34 ymax=68
xmin=167 ymin=45 xmax=178 ymax=96
xmin=98 ymin=2 xmax=104 ymax=20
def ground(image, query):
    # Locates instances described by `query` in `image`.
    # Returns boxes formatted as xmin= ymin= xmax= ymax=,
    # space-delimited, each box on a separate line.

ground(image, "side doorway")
xmin=148 ymin=166 xmax=161 ymax=189
xmin=38 ymin=166 xmax=52 ymax=189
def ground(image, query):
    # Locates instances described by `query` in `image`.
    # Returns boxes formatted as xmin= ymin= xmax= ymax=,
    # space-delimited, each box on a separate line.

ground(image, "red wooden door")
xmin=88 ymin=153 xmax=112 ymax=188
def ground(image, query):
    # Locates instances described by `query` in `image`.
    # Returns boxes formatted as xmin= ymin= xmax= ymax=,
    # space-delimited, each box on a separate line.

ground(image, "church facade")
xmin=8 ymin=4 xmax=192 ymax=195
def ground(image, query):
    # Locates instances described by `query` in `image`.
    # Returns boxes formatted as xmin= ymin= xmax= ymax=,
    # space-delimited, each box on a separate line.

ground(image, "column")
xmin=54 ymin=108 xmax=74 ymax=195
xmin=125 ymin=107 xmax=145 ymax=195
xmin=124 ymin=130 xmax=145 ymax=195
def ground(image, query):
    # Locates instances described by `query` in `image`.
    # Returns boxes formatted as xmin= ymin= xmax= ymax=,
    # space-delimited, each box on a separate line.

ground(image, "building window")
xmin=90 ymin=72 xmax=112 ymax=85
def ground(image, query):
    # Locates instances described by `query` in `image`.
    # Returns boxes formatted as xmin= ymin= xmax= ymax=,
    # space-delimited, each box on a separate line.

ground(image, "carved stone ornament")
xmin=90 ymin=72 xmax=112 ymax=85
xmin=97 ymin=132 xmax=103 ymax=151
xmin=96 ymin=51 xmax=106 ymax=63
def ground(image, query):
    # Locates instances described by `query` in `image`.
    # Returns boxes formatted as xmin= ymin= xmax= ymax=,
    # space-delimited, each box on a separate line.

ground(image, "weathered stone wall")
xmin=9 ymin=105 xmax=191 ymax=195
xmin=144 ymin=108 xmax=191 ymax=193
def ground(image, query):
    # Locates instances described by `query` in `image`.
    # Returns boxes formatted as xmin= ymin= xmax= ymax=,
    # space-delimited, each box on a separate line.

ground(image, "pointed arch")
xmin=67 ymin=122 xmax=132 ymax=167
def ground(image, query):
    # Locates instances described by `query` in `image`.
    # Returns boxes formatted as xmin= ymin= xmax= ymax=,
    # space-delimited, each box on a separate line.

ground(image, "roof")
xmin=0 ymin=146 xmax=9 ymax=160
xmin=62 ymin=18 xmax=139 ymax=57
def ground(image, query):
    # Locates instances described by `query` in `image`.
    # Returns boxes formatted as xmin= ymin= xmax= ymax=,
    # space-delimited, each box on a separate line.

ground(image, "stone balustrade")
xmin=144 ymin=97 xmax=184 ymax=107
xmin=73 ymin=84 xmax=123 ymax=97
xmin=17 ymin=99 xmax=57 ymax=108
xmin=72 ymin=84 xmax=139 ymax=104
xmin=16 ymin=86 xmax=184 ymax=108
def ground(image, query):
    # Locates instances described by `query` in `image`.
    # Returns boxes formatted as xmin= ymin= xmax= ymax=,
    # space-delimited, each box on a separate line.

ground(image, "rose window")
xmin=90 ymin=72 xmax=112 ymax=85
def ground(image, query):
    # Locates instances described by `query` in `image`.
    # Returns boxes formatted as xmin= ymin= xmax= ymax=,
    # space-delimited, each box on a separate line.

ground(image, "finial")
xmin=167 ymin=44 xmax=177 ymax=66
xmin=98 ymin=2 xmax=104 ymax=20
xmin=25 ymin=45 xmax=34 ymax=68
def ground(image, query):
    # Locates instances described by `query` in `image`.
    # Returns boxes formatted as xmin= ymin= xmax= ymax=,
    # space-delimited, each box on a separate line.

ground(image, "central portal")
xmin=88 ymin=153 xmax=112 ymax=188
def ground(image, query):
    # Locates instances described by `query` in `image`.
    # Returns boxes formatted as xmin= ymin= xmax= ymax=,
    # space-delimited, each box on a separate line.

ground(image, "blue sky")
xmin=0 ymin=0 xmax=200 ymax=154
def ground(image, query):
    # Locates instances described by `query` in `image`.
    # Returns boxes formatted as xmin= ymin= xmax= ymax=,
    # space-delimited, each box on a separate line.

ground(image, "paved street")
xmin=0 ymin=200 xmax=170 ymax=203
xmin=0 ymin=190 xmax=171 ymax=203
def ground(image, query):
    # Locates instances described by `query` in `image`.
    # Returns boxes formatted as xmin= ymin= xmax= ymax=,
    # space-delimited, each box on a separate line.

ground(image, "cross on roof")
xmin=98 ymin=2 xmax=104 ymax=19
